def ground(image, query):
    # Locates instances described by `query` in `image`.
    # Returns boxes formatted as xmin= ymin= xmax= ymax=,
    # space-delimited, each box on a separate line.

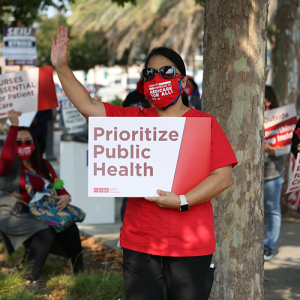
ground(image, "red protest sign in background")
xmin=0 ymin=66 xmax=58 ymax=118
xmin=264 ymin=104 xmax=297 ymax=148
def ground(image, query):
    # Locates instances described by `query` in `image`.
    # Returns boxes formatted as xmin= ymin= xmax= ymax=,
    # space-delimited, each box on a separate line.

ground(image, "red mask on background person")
xmin=144 ymin=74 xmax=184 ymax=108
xmin=185 ymin=85 xmax=193 ymax=97
xmin=15 ymin=144 xmax=34 ymax=160
xmin=136 ymin=80 xmax=144 ymax=95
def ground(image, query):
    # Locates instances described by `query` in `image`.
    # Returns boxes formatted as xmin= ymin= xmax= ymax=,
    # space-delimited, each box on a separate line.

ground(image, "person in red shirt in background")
xmin=184 ymin=75 xmax=201 ymax=110
xmin=51 ymin=25 xmax=237 ymax=300
xmin=0 ymin=110 xmax=83 ymax=292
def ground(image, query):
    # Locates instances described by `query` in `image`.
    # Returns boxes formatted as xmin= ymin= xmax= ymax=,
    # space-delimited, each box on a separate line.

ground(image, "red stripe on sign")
xmin=38 ymin=66 xmax=58 ymax=111
xmin=171 ymin=118 xmax=211 ymax=195
xmin=264 ymin=117 xmax=297 ymax=148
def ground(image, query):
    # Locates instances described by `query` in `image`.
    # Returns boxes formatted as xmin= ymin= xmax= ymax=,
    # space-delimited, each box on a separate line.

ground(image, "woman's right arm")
xmin=51 ymin=26 xmax=106 ymax=118
xmin=0 ymin=110 xmax=21 ymax=176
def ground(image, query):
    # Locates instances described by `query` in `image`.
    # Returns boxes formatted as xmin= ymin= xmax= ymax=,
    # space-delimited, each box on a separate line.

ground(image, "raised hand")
xmin=7 ymin=109 xmax=22 ymax=126
xmin=51 ymin=26 xmax=70 ymax=69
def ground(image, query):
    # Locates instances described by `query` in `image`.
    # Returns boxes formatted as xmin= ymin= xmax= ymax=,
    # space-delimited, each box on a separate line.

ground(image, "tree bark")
xmin=272 ymin=0 xmax=300 ymax=215
xmin=202 ymin=1 xmax=268 ymax=299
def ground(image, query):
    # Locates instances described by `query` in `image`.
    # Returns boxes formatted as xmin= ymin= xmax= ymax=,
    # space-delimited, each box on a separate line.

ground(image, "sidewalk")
xmin=78 ymin=220 xmax=300 ymax=299
xmin=264 ymin=220 xmax=300 ymax=300
xmin=78 ymin=222 xmax=122 ymax=252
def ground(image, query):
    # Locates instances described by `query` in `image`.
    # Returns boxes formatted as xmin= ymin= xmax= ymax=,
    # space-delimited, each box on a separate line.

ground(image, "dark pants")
xmin=24 ymin=224 xmax=83 ymax=281
xmin=123 ymin=248 xmax=215 ymax=300
xmin=121 ymin=197 xmax=128 ymax=223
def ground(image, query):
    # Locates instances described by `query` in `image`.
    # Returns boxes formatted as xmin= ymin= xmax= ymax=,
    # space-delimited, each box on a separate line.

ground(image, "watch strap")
xmin=179 ymin=195 xmax=189 ymax=211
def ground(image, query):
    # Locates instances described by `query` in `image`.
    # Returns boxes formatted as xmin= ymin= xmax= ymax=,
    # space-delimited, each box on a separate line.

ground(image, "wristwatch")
xmin=179 ymin=195 xmax=189 ymax=211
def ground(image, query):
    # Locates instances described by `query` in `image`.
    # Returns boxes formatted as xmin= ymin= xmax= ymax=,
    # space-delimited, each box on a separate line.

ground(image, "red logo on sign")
xmin=99 ymin=188 xmax=103 ymax=193
xmin=104 ymin=188 xmax=109 ymax=193
xmin=94 ymin=188 xmax=98 ymax=193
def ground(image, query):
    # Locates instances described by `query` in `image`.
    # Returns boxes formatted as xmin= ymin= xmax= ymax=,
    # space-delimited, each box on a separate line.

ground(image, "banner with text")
xmin=3 ymin=27 xmax=37 ymax=66
xmin=88 ymin=117 xmax=211 ymax=197
xmin=264 ymin=104 xmax=297 ymax=148
xmin=0 ymin=66 xmax=58 ymax=118
xmin=59 ymin=97 xmax=87 ymax=134
xmin=286 ymin=153 xmax=300 ymax=194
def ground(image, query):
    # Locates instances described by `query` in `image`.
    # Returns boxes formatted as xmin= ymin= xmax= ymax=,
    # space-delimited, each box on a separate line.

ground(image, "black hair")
xmin=265 ymin=85 xmax=279 ymax=109
xmin=18 ymin=127 xmax=51 ymax=181
xmin=145 ymin=47 xmax=189 ymax=107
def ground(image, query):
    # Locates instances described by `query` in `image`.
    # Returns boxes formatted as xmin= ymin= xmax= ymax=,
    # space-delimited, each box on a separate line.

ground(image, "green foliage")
xmin=111 ymin=0 xmax=137 ymax=5
xmin=35 ymin=14 xmax=110 ymax=70
xmin=195 ymin=0 xmax=205 ymax=6
xmin=109 ymin=99 xmax=124 ymax=106
xmin=0 ymin=0 xmax=74 ymax=28
xmin=111 ymin=0 xmax=204 ymax=6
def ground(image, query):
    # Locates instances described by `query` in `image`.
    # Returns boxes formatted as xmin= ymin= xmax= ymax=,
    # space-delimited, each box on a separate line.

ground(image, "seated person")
xmin=0 ymin=109 xmax=83 ymax=288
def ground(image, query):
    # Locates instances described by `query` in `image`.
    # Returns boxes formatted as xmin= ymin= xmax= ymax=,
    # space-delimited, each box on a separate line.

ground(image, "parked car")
xmin=96 ymin=76 xmax=140 ymax=102
xmin=55 ymin=84 xmax=65 ymax=100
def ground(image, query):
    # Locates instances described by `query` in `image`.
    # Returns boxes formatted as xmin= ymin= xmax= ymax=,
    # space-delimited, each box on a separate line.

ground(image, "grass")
xmin=0 ymin=238 xmax=168 ymax=300
xmin=0 ymin=240 xmax=126 ymax=300
xmin=0 ymin=270 xmax=126 ymax=300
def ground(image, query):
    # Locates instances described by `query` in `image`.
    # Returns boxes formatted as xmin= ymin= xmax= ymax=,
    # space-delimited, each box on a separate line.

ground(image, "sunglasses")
xmin=16 ymin=140 xmax=33 ymax=146
xmin=142 ymin=66 xmax=180 ymax=82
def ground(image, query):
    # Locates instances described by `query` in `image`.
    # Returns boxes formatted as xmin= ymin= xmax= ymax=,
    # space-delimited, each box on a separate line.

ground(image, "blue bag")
xmin=24 ymin=171 xmax=86 ymax=233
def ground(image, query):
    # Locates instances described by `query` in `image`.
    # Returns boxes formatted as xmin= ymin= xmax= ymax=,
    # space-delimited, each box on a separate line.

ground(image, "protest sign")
xmin=6 ymin=111 xmax=36 ymax=127
xmin=3 ymin=27 xmax=37 ymax=66
xmin=59 ymin=97 xmax=87 ymax=134
xmin=264 ymin=104 xmax=297 ymax=148
xmin=88 ymin=117 xmax=211 ymax=197
xmin=0 ymin=66 xmax=58 ymax=118
xmin=286 ymin=153 xmax=300 ymax=194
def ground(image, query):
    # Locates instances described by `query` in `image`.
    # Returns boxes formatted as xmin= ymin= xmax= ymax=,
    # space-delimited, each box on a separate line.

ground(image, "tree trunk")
xmin=272 ymin=0 xmax=300 ymax=215
xmin=202 ymin=1 xmax=268 ymax=299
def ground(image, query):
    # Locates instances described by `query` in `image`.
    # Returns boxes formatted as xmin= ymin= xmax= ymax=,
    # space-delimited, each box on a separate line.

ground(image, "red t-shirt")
xmin=104 ymin=103 xmax=238 ymax=256
xmin=0 ymin=126 xmax=69 ymax=203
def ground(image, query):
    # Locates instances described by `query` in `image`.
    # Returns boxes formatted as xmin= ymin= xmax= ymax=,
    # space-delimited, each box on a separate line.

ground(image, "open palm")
xmin=51 ymin=26 xmax=70 ymax=68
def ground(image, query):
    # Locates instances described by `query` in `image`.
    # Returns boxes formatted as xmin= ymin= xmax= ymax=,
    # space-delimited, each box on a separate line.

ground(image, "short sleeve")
xmin=103 ymin=102 xmax=143 ymax=117
xmin=210 ymin=116 xmax=238 ymax=172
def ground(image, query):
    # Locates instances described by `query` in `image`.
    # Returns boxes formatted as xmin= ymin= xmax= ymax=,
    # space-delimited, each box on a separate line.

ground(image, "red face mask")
xmin=185 ymin=85 xmax=193 ymax=97
xmin=136 ymin=80 xmax=144 ymax=95
xmin=144 ymin=74 xmax=184 ymax=108
xmin=15 ymin=144 xmax=34 ymax=160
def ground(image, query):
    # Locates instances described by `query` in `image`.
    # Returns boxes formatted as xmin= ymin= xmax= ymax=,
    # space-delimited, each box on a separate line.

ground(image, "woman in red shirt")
xmin=51 ymin=26 xmax=237 ymax=300
xmin=0 ymin=110 xmax=83 ymax=290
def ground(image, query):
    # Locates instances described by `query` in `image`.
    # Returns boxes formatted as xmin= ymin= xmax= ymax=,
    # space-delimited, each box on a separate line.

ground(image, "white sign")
xmin=6 ymin=111 xmax=36 ymax=127
xmin=60 ymin=98 xmax=86 ymax=134
xmin=286 ymin=153 xmax=300 ymax=194
xmin=3 ymin=27 xmax=37 ymax=66
xmin=0 ymin=66 xmax=58 ymax=118
xmin=264 ymin=104 xmax=297 ymax=148
xmin=88 ymin=117 xmax=211 ymax=197
xmin=0 ymin=69 xmax=38 ymax=117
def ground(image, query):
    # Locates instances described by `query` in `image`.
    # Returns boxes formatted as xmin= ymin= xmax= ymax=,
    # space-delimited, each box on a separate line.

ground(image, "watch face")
xmin=180 ymin=204 xmax=189 ymax=211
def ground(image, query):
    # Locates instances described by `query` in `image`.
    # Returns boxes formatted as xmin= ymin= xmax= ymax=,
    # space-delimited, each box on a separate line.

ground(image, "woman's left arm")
xmin=44 ymin=160 xmax=71 ymax=211
xmin=145 ymin=165 xmax=233 ymax=209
